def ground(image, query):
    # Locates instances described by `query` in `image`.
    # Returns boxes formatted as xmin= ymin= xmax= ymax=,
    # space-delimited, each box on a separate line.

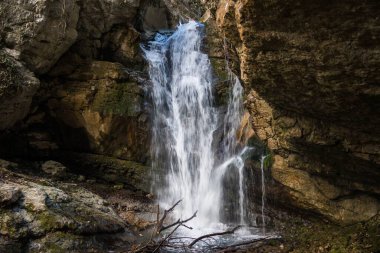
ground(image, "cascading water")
xmin=143 ymin=21 xmax=250 ymax=234
xmin=260 ymin=155 xmax=267 ymax=234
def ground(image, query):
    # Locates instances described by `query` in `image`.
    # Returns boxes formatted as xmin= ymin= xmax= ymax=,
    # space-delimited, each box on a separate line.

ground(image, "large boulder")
xmin=0 ymin=0 xmax=80 ymax=74
xmin=0 ymin=166 xmax=130 ymax=252
xmin=0 ymin=50 xmax=39 ymax=130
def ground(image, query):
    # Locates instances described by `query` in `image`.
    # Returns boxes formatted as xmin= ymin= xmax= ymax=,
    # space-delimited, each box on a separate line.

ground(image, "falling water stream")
xmin=260 ymin=155 xmax=267 ymax=235
xmin=143 ymin=21 xmax=270 ymax=249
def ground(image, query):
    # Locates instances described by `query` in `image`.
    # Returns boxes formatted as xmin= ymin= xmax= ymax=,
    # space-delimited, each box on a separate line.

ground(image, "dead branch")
xmin=160 ymin=211 xmax=197 ymax=232
xmin=152 ymin=224 xmax=181 ymax=253
xmin=155 ymin=199 xmax=182 ymax=233
xmin=156 ymin=204 xmax=160 ymax=225
xmin=132 ymin=200 xmax=196 ymax=253
xmin=214 ymin=237 xmax=278 ymax=252
xmin=188 ymin=225 xmax=242 ymax=248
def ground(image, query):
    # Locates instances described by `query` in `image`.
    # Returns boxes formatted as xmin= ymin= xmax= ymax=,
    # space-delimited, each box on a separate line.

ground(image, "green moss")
xmin=91 ymin=82 xmax=142 ymax=116
xmin=36 ymin=212 xmax=60 ymax=232
xmin=31 ymin=232 xmax=83 ymax=253
xmin=0 ymin=209 xmax=29 ymax=238
xmin=210 ymin=58 xmax=229 ymax=81
xmin=0 ymin=50 xmax=22 ymax=98
xmin=263 ymin=150 xmax=273 ymax=169
xmin=0 ymin=212 xmax=18 ymax=237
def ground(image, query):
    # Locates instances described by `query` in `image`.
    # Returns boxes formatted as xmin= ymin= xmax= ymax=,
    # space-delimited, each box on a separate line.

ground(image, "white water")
xmin=143 ymin=21 xmax=249 ymax=234
xmin=260 ymin=155 xmax=267 ymax=234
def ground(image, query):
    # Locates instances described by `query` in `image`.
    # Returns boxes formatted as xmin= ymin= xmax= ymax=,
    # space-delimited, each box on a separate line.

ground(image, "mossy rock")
xmin=0 ymin=50 xmax=23 ymax=98
xmin=210 ymin=57 xmax=231 ymax=106
xmin=91 ymin=81 xmax=143 ymax=117
xmin=28 ymin=232 xmax=98 ymax=253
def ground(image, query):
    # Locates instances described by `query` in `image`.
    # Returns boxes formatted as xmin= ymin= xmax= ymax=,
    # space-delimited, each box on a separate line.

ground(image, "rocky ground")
xmin=1 ymin=158 xmax=379 ymax=252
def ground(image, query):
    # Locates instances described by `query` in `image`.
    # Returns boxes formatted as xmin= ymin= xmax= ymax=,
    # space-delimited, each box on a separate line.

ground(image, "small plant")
xmin=263 ymin=149 xmax=273 ymax=169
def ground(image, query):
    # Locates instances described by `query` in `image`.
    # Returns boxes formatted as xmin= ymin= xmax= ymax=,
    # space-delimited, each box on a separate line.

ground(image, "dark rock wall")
xmin=164 ymin=0 xmax=380 ymax=224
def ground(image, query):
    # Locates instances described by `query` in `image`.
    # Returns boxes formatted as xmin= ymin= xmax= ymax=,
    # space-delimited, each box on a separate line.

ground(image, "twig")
xmin=156 ymin=199 xmax=182 ymax=233
xmin=160 ymin=211 xmax=197 ymax=232
xmin=152 ymin=224 xmax=181 ymax=253
xmin=156 ymin=204 xmax=160 ymax=225
xmin=188 ymin=225 xmax=242 ymax=248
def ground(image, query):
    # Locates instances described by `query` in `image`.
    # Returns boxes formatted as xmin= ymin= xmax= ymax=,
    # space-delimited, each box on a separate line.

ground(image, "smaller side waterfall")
xmin=260 ymin=155 xmax=267 ymax=234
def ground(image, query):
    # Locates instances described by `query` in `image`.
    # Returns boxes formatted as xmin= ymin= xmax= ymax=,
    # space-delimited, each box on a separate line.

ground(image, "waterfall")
xmin=260 ymin=155 xmax=267 ymax=234
xmin=143 ymin=21 xmax=248 ymax=232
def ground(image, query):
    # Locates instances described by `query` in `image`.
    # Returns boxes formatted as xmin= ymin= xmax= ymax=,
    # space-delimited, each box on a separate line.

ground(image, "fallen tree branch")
xmin=156 ymin=199 xmax=182 ymax=233
xmin=160 ymin=211 xmax=197 ymax=232
xmin=214 ymin=237 xmax=274 ymax=252
xmin=152 ymin=224 xmax=181 ymax=253
xmin=188 ymin=225 xmax=242 ymax=248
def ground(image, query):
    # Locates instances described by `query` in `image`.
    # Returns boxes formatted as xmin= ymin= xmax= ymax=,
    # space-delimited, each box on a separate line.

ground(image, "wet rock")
xmin=41 ymin=160 xmax=67 ymax=178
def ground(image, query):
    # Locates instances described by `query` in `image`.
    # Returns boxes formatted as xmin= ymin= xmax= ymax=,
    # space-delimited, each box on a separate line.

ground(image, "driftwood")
xmin=188 ymin=225 xmax=241 ymax=248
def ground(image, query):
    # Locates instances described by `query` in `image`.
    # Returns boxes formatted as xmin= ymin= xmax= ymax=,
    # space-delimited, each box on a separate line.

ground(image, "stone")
xmin=0 ymin=159 xmax=18 ymax=170
xmin=0 ymin=0 xmax=80 ymax=74
xmin=0 ymin=168 xmax=128 ymax=251
xmin=0 ymin=184 xmax=22 ymax=207
xmin=41 ymin=161 xmax=67 ymax=177
xmin=0 ymin=50 xmax=39 ymax=130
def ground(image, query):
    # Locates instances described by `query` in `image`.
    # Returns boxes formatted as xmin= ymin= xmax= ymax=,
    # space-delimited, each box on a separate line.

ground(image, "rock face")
xmin=46 ymin=61 xmax=150 ymax=162
xmin=177 ymin=0 xmax=380 ymax=224
xmin=0 ymin=0 xmax=171 ymax=162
